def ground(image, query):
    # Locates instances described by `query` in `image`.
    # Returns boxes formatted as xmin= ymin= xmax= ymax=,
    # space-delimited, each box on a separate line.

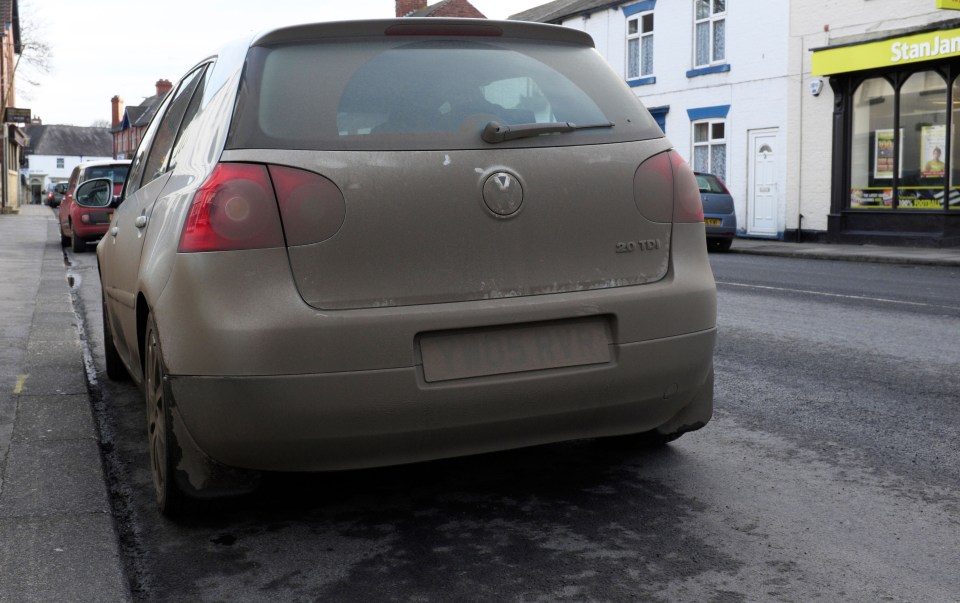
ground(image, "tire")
xmin=71 ymin=231 xmax=86 ymax=252
xmin=144 ymin=314 xmax=190 ymax=516
xmin=102 ymin=299 xmax=128 ymax=381
xmin=708 ymin=238 xmax=733 ymax=253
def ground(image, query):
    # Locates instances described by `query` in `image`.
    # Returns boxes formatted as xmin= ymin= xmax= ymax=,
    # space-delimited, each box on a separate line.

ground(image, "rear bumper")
xmin=705 ymin=213 xmax=737 ymax=239
xmin=170 ymin=328 xmax=715 ymax=471
xmin=153 ymin=222 xmax=717 ymax=471
xmin=70 ymin=219 xmax=110 ymax=240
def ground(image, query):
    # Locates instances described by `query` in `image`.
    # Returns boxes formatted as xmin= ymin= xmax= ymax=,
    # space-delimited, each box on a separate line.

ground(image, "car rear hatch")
xmin=224 ymin=20 xmax=677 ymax=310
xmin=696 ymin=173 xmax=734 ymax=214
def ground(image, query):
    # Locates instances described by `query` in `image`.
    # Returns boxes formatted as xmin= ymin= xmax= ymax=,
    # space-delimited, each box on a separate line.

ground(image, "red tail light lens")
xmin=633 ymin=150 xmax=704 ymax=224
xmin=178 ymin=163 xmax=285 ymax=253
xmin=669 ymin=152 xmax=705 ymax=223
xmin=269 ymin=165 xmax=346 ymax=247
xmin=633 ymin=151 xmax=676 ymax=223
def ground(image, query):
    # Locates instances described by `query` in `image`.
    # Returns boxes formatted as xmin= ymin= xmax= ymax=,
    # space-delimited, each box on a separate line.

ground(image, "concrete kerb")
xmin=0 ymin=206 xmax=131 ymax=603
xmin=727 ymin=237 xmax=960 ymax=268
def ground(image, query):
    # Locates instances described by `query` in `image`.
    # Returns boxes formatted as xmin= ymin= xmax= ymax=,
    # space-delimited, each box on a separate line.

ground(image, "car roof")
xmin=76 ymin=159 xmax=132 ymax=169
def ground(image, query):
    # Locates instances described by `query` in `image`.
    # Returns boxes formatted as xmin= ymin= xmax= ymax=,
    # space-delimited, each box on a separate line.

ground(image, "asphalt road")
xmin=65 ymin=245 xmax=960 ymax=603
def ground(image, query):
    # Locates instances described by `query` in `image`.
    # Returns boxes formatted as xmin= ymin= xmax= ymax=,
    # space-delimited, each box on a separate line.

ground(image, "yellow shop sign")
xmin=812 ymin=27 xmax=960 ymax=75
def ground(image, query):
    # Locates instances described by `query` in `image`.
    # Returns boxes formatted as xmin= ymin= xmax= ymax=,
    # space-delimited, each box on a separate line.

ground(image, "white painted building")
xmin=515 ymin=0 xmax=960 ymax=246
xmin=22 ymin=124 xmax=112 ymax=204
xmin=513 ymin=0 xmax=791 ymax=239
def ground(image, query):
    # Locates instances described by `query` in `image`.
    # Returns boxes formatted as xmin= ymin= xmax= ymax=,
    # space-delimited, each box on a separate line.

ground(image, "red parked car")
xmin=59 ymin=160 xmax=131 ymax=252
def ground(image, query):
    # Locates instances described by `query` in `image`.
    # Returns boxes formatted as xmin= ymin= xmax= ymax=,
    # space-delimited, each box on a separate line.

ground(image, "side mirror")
xmin=74 ymin=178 xmax=115 ymax=208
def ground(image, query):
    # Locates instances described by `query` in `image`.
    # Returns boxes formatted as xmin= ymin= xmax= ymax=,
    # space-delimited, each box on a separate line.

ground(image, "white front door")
xmin=748 ymin=129 xmax=779 ymax=236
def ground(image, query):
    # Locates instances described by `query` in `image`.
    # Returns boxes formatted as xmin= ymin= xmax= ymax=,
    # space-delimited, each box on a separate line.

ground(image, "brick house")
xmin=0 ymin=0 xmax=25 ymax=212
xmin=110 ymin=79 xmax=173 ymax=160
xmin=396 ymin=0 xmax=486 ymax=18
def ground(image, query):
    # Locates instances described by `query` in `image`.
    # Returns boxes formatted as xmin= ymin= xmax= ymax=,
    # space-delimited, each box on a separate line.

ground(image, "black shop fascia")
xmin=812 ymin=20 xmax=960 ymax=247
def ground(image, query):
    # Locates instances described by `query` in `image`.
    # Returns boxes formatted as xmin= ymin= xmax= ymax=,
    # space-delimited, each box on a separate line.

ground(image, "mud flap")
xmin=163 ymin=377 xmax=261 ymax=499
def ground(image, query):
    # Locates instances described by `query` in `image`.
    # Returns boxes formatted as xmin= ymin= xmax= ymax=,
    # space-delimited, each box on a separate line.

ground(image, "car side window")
xmin=125 ymin=96 xmax=175 ymax=197
xmin=167 ymin=70 xmax=208 ymax=172
xmin=139 ymin=66 xmax=208 ymax=188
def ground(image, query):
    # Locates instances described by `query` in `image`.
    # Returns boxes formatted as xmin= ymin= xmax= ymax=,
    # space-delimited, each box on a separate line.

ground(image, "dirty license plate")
xmin=419 ymin=317 xmax=612 ymax=382
xmin=705 ymin=218 xmax=722 ymax=226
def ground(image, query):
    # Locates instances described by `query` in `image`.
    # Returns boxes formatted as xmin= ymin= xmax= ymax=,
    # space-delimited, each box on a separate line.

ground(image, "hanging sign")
xmin=3 ymin=108 xmax=30 ymax=124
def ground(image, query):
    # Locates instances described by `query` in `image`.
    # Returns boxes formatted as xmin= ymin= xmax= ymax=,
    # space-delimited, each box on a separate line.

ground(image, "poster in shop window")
xmin=920 ymin=125 xmax=946 ymax=178
xmin=873 ymin=129 xmax=902 ymax=179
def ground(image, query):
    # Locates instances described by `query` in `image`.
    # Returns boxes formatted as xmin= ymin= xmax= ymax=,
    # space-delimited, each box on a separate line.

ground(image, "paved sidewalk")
xmin=0 ymin=205 xmax=130 ymax=603
xmin=729 ymin=236 xmax=960 ymax=267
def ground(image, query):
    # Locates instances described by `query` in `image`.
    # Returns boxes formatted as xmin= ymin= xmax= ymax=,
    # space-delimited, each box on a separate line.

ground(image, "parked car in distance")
xmin=45 ymin=182 xmax=68 ymax=207
xmin=59 ymin=160 xmax=131 ymax=252
xmin=97 ymin=18 xmax=718 ymax=516
xmin=696 ymin=172 xmax=737 ymax=251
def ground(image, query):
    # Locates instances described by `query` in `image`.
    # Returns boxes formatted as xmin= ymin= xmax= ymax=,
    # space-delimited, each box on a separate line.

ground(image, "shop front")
xmin=813 ymin=22 xmax=960 ymax=247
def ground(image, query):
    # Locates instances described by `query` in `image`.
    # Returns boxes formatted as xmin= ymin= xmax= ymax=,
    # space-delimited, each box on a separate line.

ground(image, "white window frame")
xmin=693 ymin=0 xmax=726 ymax=69
xmin=692 ymin=118 xmax=726 ymax=179
xmin=626 ymin=11 xmax=654 ymax=81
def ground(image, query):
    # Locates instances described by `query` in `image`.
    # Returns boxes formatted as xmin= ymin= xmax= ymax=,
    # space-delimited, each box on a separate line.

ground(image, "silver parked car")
xmin=94 ymin=19 xmax=717 ymax=515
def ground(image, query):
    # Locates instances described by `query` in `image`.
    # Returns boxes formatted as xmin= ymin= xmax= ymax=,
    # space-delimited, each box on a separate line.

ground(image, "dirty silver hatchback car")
xmin=95 ymin=19 xmax=716 ymax=515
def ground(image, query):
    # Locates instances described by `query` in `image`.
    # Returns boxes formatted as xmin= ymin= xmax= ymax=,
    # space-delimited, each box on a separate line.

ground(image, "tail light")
xmin=268 ymin=165 xmax=346 ymax=247
xmin=179 ymin=163 xmax=284 ymax=252
xmin=669 ymin=151 xmax=705 ymax=223
xmin=633 ymin=150 xmax=704 ymax=224
xmin=179 ymin=163 xmax=345 ymax=253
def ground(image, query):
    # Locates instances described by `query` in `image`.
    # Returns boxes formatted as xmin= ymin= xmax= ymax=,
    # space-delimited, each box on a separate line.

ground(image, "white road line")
xmin=716 ymin=281 xmax=960 ymax=311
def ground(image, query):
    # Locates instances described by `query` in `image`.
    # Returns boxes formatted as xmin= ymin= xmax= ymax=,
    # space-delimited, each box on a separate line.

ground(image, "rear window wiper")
xmin=481 ymin=121 xmax=614 ymax=144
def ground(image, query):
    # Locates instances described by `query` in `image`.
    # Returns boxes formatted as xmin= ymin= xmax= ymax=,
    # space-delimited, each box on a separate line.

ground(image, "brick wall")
xmin=428 ymin=0 xmax=485 ymax=18
xmin=396 ymin=0 xmax=427 ymax=16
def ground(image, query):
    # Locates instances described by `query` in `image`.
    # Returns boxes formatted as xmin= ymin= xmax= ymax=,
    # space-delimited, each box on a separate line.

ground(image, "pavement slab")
xmin=0 ymin=206 xmax=131 ymax=603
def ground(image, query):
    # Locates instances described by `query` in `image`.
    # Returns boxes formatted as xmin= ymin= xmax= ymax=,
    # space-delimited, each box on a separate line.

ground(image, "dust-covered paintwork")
xmin=96 ymin=18 xmax=717 ymax=514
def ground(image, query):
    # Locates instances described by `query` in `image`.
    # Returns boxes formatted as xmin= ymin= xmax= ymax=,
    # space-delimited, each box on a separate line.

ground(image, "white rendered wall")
xmin=559 ymin=0 xmax=791 ymax=237
xmin=24 ymin=154 xmax=112 ymax=190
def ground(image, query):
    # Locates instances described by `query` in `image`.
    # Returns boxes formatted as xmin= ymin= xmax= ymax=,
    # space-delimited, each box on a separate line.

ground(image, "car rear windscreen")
xmin=228 ymin=38 xmax=662 ymax=151
xmin=85 ymin=165 xmax=130 ymax=184
xmin=696 ymin=174 xmax=728 ymax=194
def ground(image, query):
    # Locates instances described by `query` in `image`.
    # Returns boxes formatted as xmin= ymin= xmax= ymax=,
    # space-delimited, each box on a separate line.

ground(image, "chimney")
xmin=396 ymin=0 xmax=427 ymax=16
xmin=155 ymin=79 xmax=173 ymax=97
xmin=111 ymin=96 xmax=124 ymax=129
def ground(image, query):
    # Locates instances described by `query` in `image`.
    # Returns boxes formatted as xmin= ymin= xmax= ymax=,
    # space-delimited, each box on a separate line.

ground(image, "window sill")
xmin=627 ymin=76 xmax=656 ymax=87
xmin=686 ymin=64 xmax=731 ymax=78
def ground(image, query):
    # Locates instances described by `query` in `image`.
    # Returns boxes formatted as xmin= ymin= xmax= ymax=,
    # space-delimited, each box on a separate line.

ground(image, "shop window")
xmin=850 ymin=77 xmax=896 ymax=209
xmin=692 ymin=119 xmax=726 ymax=178
xmin=850 ymin=72 xmax=949 ymax=210
xmin=899 ymin=72 xmax=946 ymax=210
xmin=694 ymin=0 xmax=725 ymax=68
xmin=627 ymin=12 xmax=654 ymax=81
xmin=952 ymin=77 xmax=960 ymax=210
